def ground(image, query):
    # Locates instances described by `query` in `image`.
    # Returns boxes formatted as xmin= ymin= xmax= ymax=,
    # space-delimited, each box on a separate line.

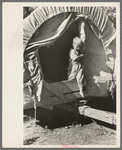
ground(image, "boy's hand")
xmin=74 ymin=54 xmax=84 ymax=62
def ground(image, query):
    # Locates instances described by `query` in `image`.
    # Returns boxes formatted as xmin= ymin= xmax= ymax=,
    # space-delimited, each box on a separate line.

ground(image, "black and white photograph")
xmin=3 ymin=2 xmax=120 ymax=148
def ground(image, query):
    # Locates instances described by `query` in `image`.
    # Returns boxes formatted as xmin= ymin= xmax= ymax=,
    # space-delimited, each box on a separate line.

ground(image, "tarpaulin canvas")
xmin=23 ymin=7 xmax=116 ymax=108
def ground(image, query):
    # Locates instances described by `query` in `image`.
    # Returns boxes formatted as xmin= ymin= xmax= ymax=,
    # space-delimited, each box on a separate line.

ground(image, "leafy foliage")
xmin=23 ymin=7 xmax=38 ymax=19
xmin=102 ymin=7 xmax=116 ymax=28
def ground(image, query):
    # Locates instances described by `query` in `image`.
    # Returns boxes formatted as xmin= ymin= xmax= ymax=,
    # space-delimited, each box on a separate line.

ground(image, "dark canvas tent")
xmin=23 ymin=7 xmax=116 ymax=109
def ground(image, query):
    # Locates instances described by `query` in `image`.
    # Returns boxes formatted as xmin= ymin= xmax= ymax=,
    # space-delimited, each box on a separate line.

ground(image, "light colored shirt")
xmin=69 ymin=49 xmax=79 ymax=62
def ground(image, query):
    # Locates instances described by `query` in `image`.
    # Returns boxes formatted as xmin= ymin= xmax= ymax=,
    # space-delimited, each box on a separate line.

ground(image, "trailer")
xmin=23 ymin=7 xmax=116 ymax=125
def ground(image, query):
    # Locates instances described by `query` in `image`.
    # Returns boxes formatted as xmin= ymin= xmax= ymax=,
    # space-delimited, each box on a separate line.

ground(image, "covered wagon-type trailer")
xmin=23 ymin=7 xmax=116 ymax=125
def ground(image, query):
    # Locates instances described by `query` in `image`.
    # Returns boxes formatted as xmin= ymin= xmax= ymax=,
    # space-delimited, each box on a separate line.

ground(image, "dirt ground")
xmin=23 ymin=98 xmax=116 ymax=146
xmin=24 ymin=119 xmax=116 ymax=146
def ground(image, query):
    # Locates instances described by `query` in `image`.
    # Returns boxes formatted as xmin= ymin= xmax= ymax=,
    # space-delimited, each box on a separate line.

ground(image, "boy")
xmin=68 ymin=37 xmax=84 ymax=97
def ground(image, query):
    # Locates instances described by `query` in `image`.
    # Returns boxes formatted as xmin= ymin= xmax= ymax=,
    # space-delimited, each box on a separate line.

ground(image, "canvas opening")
xmin=38 ymin=20 xmax=80 ymax=83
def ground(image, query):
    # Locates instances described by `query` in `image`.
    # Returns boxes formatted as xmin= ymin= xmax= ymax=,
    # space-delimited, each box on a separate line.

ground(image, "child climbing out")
xmin=68 ymin=21 xmax=86 ymax=98
xmin=68 ymin=36 xmax=85 ymax=98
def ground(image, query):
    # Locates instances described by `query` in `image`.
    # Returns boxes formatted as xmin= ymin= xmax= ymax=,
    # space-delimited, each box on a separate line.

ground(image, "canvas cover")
xmin=23 ymin=7 xmax=116 ymax=108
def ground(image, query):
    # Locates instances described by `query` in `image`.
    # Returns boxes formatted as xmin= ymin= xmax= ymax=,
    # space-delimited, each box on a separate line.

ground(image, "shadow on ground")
xmin=87 ymin=96 xmax=116 ymax=113
xmin=24 ymin=106 xmax=91 ymax=129
xmin=24 ymin=96 xmax=116 ymax=130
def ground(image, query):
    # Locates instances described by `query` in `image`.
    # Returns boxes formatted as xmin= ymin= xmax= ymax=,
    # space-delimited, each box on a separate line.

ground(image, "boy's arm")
xmin=73 ymin=54 xmax=84 ymax=62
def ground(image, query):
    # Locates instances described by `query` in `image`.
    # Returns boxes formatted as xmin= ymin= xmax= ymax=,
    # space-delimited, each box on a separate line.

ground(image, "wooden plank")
xmin=24 ymin=84 xmax=81 ymax=109
xmin=24 ymin=80 xmax=81 ymax=109
xmin=24 ymin=94 xmax=79 ymax=110
xmin=37 ymin=86 xmax=82 ymax=107
xmin=42 ymin=86 xmax=79 ymax=99
xmin=41 ymin=80 xmax=79 ymax=99
xmin=41 ymin=96 xmax=78 ymax=106
xmin=41 ymin=86 xmax=54 ymax=98
xmin=41 ymin=91 xmax=82 ymax=106
xmin=48 ymin=91 xmax=81 ymax=99
xmin=24 ymin=90 xmax=80 ymax=109
xmin=50 ymin=79 xmax=79 ymax=94
xmin=38 ymin=105 xmax=53 ymax=110
xmin=24 ymin=100 xmax=53 ymax=110
xmin=65 ymin=92 xmax=81 ymax=99
xmin=78 ymin=105 xmax=116 ymax=125
xmin=43 ymin=80 xmax=67 ymax=101
xmin=41 ymin=97 xmax=63 ymax=106
xmin=24 ymin=80 xmax=79 ymax=103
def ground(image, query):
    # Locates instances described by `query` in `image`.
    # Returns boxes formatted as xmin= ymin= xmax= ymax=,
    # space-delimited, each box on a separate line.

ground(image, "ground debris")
xmin=24 ymin=120 xmax=116 ymax=145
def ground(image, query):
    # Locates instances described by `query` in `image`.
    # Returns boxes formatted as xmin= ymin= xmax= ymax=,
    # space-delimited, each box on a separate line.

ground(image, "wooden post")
xmin=78 ymin=105 xmax=116 ymax=125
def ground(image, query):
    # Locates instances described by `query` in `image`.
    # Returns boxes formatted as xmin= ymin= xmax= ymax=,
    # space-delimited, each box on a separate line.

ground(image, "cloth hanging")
xmin=23 ymin=7 xmax=116 ymax=109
